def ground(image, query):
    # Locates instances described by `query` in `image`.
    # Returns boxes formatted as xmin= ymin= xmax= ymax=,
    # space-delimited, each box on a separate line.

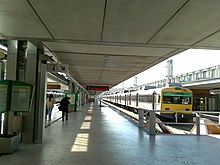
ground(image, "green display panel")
xmin=11 ymin=81 xmax=34 ymax=112
xmin=0 ymin=80 xmax=9 ymax=112
xmin=65 ymin=92 xmax=79 ymax=112
xmin=65 ymin=92 xmax=76 ymax=105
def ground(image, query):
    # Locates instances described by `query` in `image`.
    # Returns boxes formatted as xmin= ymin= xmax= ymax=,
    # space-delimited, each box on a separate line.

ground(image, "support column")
xmin=5 ymin=40 xmax=21 ymax=135
xmin=16 ymin=41 xmax=27 ymax=81
xmin=76 ymin=86 xmax=81 ymax=108
xmin=81 ymin=91 xmax=86 ymax=105
xmin=79 ymin=89 xmax=82 ymax=107
xmin=0 ymin=61 xmax=6 ymax=80
xmin=215 ymin=94 xmax=220 ymax=111
xmin=6 ymin=40 xmax=18 ymax=80
xmin=24 ymin=42 xmax=46 ymax=144
xmin=73 ymin=82 xmax=76 ymax=93
xmin=69 ymin=81 xmax=74 ymax=93
xmin=0 ymin=61 xmax=6 ymax=134
xmin=22 ymin=42 xmax=38 ymax=143
xmin=37 ymin=60 xmax=47 ymax=143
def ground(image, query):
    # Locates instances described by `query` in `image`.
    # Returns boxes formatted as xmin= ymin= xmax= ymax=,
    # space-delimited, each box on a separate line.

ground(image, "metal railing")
xmin=145 ymin=65 xmax=220 ymax=88
xmin=138 ymin=109 xmax=220 ymax=136
xmin=101 ymin=100 xmax=220 ymax=136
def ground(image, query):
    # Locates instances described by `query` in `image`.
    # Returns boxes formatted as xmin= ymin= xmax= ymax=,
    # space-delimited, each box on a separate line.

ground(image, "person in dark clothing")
xmin=59 ymin=96 xmax=70 ymax=121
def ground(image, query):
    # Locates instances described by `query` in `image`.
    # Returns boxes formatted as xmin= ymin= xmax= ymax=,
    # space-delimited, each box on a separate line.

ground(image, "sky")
xmin=115 ymin=49 xmax=220 ymax=88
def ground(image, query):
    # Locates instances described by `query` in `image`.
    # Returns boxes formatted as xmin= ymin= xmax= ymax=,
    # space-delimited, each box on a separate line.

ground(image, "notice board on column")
xmin=11 ymin=81 xmax=34 ymax=112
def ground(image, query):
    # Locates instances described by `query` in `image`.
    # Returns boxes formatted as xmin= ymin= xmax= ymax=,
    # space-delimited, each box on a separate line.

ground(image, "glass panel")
xmin=163 ymin=96 xmax=191 ymax=104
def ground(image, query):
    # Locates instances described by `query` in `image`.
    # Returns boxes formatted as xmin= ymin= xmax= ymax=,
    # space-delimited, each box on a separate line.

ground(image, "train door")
xmin=153 ymin=92 xmax=160 ymax=110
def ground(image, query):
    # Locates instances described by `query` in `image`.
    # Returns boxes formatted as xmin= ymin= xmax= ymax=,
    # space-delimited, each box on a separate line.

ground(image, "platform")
xmin=0 ymin=101 xmax=220 ymax=165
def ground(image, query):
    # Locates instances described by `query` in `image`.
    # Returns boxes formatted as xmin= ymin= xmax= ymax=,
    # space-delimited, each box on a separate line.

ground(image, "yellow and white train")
xmin=101 ymin=85 xmax=193 ymax=120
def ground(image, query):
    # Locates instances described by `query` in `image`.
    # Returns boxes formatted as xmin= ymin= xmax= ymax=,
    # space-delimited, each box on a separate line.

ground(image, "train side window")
xmin=158 ymin=95 xmax=160 ymax=103
xmin=136 ymin=93 xmax=138 ymax=106
xmin=129 ymin=94 xmax=131 ymax=105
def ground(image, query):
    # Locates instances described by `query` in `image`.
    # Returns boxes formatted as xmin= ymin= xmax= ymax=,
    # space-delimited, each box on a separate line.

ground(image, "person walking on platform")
xmin=59 ymin=96 xmax=70 ymax=121
xmin=46 ymin=94 xmax=56 ymax=120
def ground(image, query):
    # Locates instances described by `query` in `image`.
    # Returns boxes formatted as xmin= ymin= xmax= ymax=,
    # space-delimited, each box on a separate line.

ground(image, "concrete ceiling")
xmin=1 ymin=0 xmax=220 ymax=91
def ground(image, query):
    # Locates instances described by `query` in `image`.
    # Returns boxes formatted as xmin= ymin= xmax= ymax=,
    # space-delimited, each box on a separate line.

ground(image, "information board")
xmin=11 ymin=81 xmax=34 ymax=112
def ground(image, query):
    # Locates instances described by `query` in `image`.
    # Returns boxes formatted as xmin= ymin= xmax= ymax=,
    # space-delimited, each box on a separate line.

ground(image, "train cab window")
xmin=163 ymin=91 xmax=192 ymax=105
xmin=163 ymin=96 xmax=173 ymax=104
xmin=163 ymin=96 xmax=191 ymax=104
xmin=173 ymin=97 xmax=182 ymax=104
xmin=182 ymin=97 xmax=191 ymax=104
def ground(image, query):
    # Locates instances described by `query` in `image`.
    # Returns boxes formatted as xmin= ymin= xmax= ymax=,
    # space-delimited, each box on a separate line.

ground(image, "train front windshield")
xmin=162 ymin=92 xmax=192 ymax=104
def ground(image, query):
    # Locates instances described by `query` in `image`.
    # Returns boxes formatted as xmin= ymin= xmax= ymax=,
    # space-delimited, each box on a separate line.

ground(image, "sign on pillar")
xmin=47 ymin=64 xmax=69 ymax=73
xmin=48 ymin=64 xmax=58 ymax=73
xmin=58 ymin=64 xmax=69 ymax=73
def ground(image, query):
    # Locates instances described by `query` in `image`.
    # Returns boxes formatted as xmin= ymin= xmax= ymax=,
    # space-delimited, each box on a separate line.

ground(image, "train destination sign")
xmin=86 ymin=86 xmax=109 ymax=91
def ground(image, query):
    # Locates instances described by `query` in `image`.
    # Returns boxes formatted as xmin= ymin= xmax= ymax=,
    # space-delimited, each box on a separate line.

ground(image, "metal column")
xmin=25 ymin=42 xmax=46 ymax=144
xmin=4 ymin=40 xmax=20 ymax=135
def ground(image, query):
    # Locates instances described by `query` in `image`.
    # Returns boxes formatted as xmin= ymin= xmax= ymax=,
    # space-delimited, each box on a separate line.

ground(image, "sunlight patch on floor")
xmin=71 ymin=133 xmax=89 ymax=152
xmin=88 ymin=103 xmax=93 ymax=113
xmin=80 ymin=122 xmax=91 ymax=129
xmin=71 ymin=103 xmax=94 ymax=152
xmin=85 ymin=116 xmax=92 ymax=121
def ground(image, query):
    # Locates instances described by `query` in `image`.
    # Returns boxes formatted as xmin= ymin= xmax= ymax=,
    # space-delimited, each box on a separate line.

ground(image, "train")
xmin=47 ymin=89 xmax=65 ymax=103
xmin=101 ymin=85 xmax=193 ymax=120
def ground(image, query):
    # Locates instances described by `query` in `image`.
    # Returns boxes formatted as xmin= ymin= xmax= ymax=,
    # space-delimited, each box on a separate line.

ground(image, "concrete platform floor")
xmin=0 ymin=101 xmax=220 ymax=165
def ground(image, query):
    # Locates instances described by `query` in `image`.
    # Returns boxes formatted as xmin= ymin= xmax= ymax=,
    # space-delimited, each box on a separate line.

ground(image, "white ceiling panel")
xmin=195 ymin=31 xmax=220 ymax=48
xmin=103 ymin=0 xmax=188 ymax=43
xmin=0 ymin=0 xmax=51 ymax=38
xmin=30 ymin=0 xmax=105 ymax=40
xmin=149 ymin=0 xmax=220 ymax=46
